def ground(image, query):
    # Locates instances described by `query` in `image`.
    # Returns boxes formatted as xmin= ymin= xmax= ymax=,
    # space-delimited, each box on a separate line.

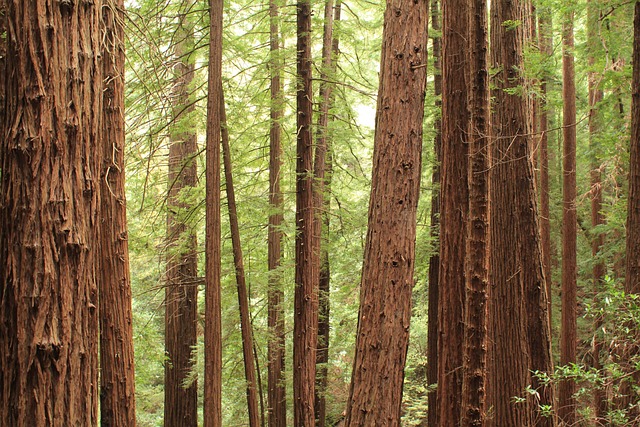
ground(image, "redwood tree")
xmin=344 ymin=0 xmax=428 ymax=424
xmin=0 ymin=0 xmax=102 ymax=424
xmin=293 ymin=0 xmax=319 ymax=425
xmin=165 ymin=11 xmax=199 ymax=427
xmin=99 ymin=0 xmax=137 ymax=425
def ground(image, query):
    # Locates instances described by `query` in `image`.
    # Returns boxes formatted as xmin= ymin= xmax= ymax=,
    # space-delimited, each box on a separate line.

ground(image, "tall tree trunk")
xmin=626 ymin=1 xmax=640 ymax=297
xmin=165 ymin=11 xmax=198 ymax=427
xmin=488 ymin=0 xmax=554 ymax=425
xmin=460 ymin=0 xmax=489 ymax=423
xmin=99 ymin=0 xmax=137 ymax=425
xmin=204 ymin=0 xmax=223 ymax=425
xmin=587 ymin=0 xmax=607 ymax=421
xmin=538 ymin=7 xmax=553 ymax=324
xmin=559 ymin=10 xmax=577 ymax=426
xmin=314 ymin=2 xmax=341 ymax=426
xmin=221 ymin=92 xmax=261 ymax=427
xmin=344 ymin=0 xmax=428 ymax=425
xmin=267 ymin=0 xmax=286 ymax=425
xmin=0 ymin=0 xmax=102 ymax=424
xmin=294 ymin=0 xmax=319 ymax=425
xmin=427 ymin=1 xmax=442 ymax=425
xmin=438 ymin=0 xmax=469 ymax=424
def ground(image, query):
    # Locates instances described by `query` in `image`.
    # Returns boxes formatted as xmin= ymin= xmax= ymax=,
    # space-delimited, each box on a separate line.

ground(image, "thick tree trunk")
xmin=626 ymin=0 xmax=640 ymax=297
xmin=427 ymin=2 xmax=442 ymax=425
xmin=344 ymin=0 xmax=428 ymax=425
xmin=204 ymin=0 xmax=223 ymax=425
xmin=221 ymin=93 xmax=261 ymax=427
xmin=267 ymin=0 xmax=286 ymax=426
xmin=559 ymin=12 xmax=577 ymax=426
xmin=0 ymin=0 xmax=102 ymax=424
xmin=438 ymin=0 xmax=469 ymax=424
xmin=314 ymin=2 xmax=341 ymax=426
xmin=294 ymin=1 xmax=319 ymax=425
xmin=488 ymin=1 xmax=554 ymax=425
xmin=460 ymin=0 xmax=489 ymax=424
xmin=99 ymin=1 xmax=137 ymax=425
xmin=164 ymin=12 xmax=199 ymax=427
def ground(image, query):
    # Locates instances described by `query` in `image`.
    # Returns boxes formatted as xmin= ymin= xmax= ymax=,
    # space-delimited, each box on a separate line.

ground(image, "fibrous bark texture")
xmin=294 ymin=1 xmax=319 ymax=425
xmin=438 ymin=0 xmax=469 ymax=424
xmin=99 ymin=0 xmax=137 ymax=425
xmin=0 ymin=0 xmax=102 ymax=425
xmin=164 ymin=12 xmax=198 ymax=427
xmin=344 ymin=0 xmax=428 ymax=425
xmin=204 ymin=0 xmax=223 ymax=425
xmin=559 ymin=12 xmax=577 ymax=426
xmin=267 ymin=0 xmax=286 ymax=425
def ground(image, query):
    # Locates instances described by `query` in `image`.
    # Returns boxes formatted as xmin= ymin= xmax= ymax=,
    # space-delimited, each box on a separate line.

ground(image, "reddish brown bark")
xmin=626 ymin=0 xmax=640 ymax=297
xmin=438 ymin=0 xmax=469 ymax=424
xmin=204 ymin=0 xmax=223 ymax=425
xmin=99 ymin=1 xmax=137 ymax=425
xmin=221 ymin=93 xmax=261 ymax=427
xmin=344 ymin=0 xmax=428 ymax=425
xmin=460 ymin=0 xmax=490 ymax=423
xmin=559 ymin=12 xmax=577 ymax=426
xmin=314 ymin=2 xmax=341 ymax=426
xmin=0 ymin=0 xmax=102 ymax=424
xmin=267 ymin=0 xmax=286 ymax=425
xmin=294 ymin=1 xmax=319 ymax=425
xmin=164 ymin=12 xmax=198 ymax=427
xmin=427 ymin=2 xmax=442 ymax=425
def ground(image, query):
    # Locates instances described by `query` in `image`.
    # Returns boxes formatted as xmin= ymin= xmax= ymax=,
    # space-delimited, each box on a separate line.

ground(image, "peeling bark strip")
xmin=344 ymin=0 xmax=428 ymax=425
xmin=0 ymin=0 xmax=102 ymax=425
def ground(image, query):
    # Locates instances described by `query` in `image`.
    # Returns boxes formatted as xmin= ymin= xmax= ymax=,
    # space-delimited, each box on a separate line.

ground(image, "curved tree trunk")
xmin=99 ymin=0 xmax=137 ymax=425
xmin=0 ymin=0 xmax=102 ymax=424
xmin=344 ymin=0 xmax=428 ymax=425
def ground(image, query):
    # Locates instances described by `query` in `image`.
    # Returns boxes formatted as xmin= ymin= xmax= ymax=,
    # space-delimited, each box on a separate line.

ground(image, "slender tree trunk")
xmin=460 ymin=0 xmax=489 ymax=423
xmin=294 ymin=0 xmax=319 ymax=425
xmin=344 ymin=0 xmax=428 ymax=425
xmin=0 ymin=0 xmax=102 ymax=424
xmin=165 ymin=11 xmax=199 ymax=427
xmin=220 ymin=92 xmax=261 ymax=427
xmin=427 ymin=1 xmax=442 ymax=425
xmin=559 ymin=11 xmax=577 ymax=426
xmin=626 ymin=2 xmax=640 ymax=297
xmin=586 ymin=0 xmax=607 ymax=421
xmin=538 ymin=7 xmax=553 ymax=325
xmin=488 ymin=0 xmax=554 ymax=425
xmin=267 ymin=0 xmax=286 ymax=426
xmin=438 ymin=0 xmax=469 ymax=424
xmin=204 ymin=0 xmax=223 ymax=425
xmin=99 ymin=1 xmax=137 ymax=425
xmin=314 ymin=2 xmax=341 ymax=426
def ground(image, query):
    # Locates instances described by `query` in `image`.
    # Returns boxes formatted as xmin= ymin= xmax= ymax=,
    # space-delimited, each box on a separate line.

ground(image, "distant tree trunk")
xmin=587 ymin=0 xmax=607 ymax=421
xmin=314 ymin=2 xmax=341 ymax=426
xmin=204 ymin=0 xmax=223 ymax=425
xmin=267 ymin=0 xmax=286 ymax=425
xmin=220 ymin=93 xmax=261 ymax=427
xmin=460 ymin=0 xmax=489 ymax=423
xmin=626 ymin=2 xmax=640 ymax=297
xmin=559 ymin=11 xmax=577 ymax=426
xmin=99 ymin=1 xmax=137 ymax=425
xmin=0 ymin=0 xmax=102 ymax=424
xmin=294 ymin=0 xmax=319 ymax=425
xmin=165 ymin=11 xmax=199 ymax=427
xmin=438 ymin=0 xmax=469 ymax=423
xmin=344 ymin=0 xmax=428 ymax=425
xmin=427 ymin=1 xmax=442 ymax=425
xmin=488 ymin=0 xmax=554 ymax=425
xmin=538 ymin=8 xmax=553 ymax=323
